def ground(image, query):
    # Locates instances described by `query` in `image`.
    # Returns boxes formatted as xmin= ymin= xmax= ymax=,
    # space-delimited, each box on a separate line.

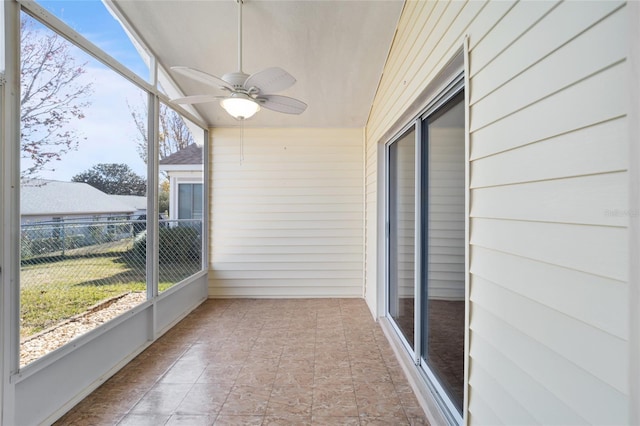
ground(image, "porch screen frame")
xmin=1 ymin=1 xmax=210 ymax=423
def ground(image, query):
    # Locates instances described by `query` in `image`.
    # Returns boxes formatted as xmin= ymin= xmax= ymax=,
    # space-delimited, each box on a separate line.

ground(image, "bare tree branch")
xmin=128 ymin=100 xmax=195 ymax=164
xmin=20 ymin=16 xmax=94 ymax=179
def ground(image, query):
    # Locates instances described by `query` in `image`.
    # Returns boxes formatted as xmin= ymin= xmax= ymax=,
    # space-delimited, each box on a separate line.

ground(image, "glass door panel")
xmin=421 ymin=92 xmax=465 ymax=412
xmin=388 ymin=127 xmax=416 ymax=350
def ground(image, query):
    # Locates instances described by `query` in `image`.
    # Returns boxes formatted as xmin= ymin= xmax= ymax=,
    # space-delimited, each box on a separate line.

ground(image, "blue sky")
xmin=38 ymin=0 xmax=149 ymax=78
xmin=25 ymin=1 xmax=151 ymax=181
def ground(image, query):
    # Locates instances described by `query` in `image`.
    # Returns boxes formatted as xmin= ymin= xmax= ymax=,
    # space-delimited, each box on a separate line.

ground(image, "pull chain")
xmin=240 ymin=120 xmax=245 ymax=165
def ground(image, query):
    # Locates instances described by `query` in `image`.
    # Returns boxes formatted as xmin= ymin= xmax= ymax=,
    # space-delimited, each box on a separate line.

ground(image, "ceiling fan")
xmin=170 ymin=0 xmax=307 ymax=120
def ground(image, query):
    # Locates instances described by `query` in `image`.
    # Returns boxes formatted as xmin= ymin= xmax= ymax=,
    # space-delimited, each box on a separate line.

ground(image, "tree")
xmin=159 ymin=179 xmax=170 ymax=215
xmin=72 ymin=163 xmax=146 ymax=196
xmin=20 ymin=16 xmax=94 ymax=179
xmin=129 ymin=101 xmax=195 ymax=163
xmin=129 ymin=103 xmax=194 ymax=215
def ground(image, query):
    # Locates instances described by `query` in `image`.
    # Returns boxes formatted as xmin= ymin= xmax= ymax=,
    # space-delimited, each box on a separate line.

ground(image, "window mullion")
xmin=146 ymin=93 xmax=159 ymax=303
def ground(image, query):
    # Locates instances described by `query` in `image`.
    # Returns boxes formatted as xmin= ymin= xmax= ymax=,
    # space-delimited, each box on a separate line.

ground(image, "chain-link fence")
xmin=20 ymin=216 xmax=202 ymax=366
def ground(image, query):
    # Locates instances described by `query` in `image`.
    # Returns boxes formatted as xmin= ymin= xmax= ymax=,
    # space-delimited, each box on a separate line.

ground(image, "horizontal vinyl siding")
xmin=391 ymin=132 xmax=416 ymax=299
xmin=467 ymin=1 xmax=629 ymax=424
xmin=364 ymin=0 xmax=505 ymax=314
xmin=364 ymin=1 xmax=499 ymax=421
xmin=364 ymin=0 xmax=631 ymax=424
xmin=428 ymin=127 xmax=465 ymax=300
xmin=209 ymin=128 xmax=363 ymax=298
xmin=471 ymin=61 xmax=627 ymax=160
xmin=471 ymin=172 xmax=627 ymax=227
xmin=470 ymin=118 xmax=627 ymax=188
xmin=367 ymin=0 xmax=512 ymax=145
xmin=364 ymin=142 xmax=379 ymax=313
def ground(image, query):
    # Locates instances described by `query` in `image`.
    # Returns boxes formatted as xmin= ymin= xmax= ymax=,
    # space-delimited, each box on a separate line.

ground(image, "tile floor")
xmin=55 ymin=298 xmax=429 ymax=425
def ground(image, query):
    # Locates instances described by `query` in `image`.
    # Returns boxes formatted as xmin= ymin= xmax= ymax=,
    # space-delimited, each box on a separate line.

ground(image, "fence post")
xmin=61 ymin=221 xmax=66 ymax=256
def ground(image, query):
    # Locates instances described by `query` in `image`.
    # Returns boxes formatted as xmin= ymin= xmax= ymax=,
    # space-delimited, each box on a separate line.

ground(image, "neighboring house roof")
xmin=111 ymin=195 xmax=147 ymax=211
xmin=159 ymin=144 xmax=203 ymax=165
xmin=21 ymin=180 xmax=136 ymax=216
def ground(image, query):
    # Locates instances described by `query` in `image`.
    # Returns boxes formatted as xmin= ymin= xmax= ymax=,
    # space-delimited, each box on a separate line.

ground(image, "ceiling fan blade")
xmin=257 ymin=95 xmax=307 ymax=115
xmin=171 ymin=95 xmax=224 ymax=105
xmin=245 ymin=67 xmax=296 ymax=94
xmin=171 ymin=66 xmax=233 ymax=91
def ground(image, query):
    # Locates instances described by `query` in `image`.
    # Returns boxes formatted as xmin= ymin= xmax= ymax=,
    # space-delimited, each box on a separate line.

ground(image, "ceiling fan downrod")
xmin=170 ymin=0 xmax=307 ymax=118
xmin=222 ymin=0 xmax=248 ymax=90
xmin=237 ymin=0 xmax=244 ymax=73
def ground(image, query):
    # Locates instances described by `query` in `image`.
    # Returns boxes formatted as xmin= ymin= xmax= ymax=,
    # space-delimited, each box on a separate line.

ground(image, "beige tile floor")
xmin=55 ymin=298 xmax=429 ymax=425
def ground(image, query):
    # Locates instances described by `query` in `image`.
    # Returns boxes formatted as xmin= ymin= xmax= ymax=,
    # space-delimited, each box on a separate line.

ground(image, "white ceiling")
xmin=113 ymin=0 xmax=403 ymax=128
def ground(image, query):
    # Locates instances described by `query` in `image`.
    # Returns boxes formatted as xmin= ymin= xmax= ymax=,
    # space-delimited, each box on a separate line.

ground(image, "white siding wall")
xmin=365 ymin=0 xmax=631 ymax=424
xmin=394 ymin=133 xmax=416 ymax=299
xmin=365 ymin=0 xmax=493 ymax=316
xmin=209 ymin=128 xmax=364 ymax=298
xmin=428 ymin=127 xmax=465 ymax=301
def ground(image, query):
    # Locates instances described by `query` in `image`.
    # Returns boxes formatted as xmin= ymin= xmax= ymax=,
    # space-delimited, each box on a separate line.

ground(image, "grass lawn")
xmin=20 ymin=252 xmax=200 ymax=338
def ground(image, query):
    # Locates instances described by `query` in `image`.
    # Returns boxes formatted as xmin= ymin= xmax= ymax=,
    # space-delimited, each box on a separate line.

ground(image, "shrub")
xmin=21 ymin=234 xmax=87 ymax=259
xmin=65 ymin=235 xmax=86 ymax=249
xmin=21 ymin=234 xmax=33 ymax=259
xmin=28 ymin=237 xmax=61 ymax=255
xmin=131 ymin=226 xmax=201 ymax=264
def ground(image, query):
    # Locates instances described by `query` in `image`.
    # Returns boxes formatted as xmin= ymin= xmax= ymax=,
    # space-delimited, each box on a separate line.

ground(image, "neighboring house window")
xmin=178 ymin=183 xmax=203 ymax=220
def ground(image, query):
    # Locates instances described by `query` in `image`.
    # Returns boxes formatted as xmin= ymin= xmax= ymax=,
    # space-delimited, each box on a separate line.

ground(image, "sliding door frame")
xmin=384 ymin=70 xmax=466 ymax=425
xmin=385 ymin=120 xmax=420 ymax=359
xmin=418 ymin=81 xmax=465 ymax=425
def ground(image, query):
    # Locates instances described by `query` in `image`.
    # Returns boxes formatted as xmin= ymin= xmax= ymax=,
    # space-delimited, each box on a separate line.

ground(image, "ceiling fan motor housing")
xmin=222 ymin=72 xmax=250 ymax=90
xmin=169 ymin=0 xmax=307 ymax=117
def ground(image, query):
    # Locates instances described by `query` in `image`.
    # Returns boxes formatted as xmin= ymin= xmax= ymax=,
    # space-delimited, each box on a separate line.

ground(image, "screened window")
xmin=19 ymin=11 xmax=148 ymax=367
xmin=17 ymin=5 xmax=206 ymax=367
xmin=157 ymin=104 xmax=205 ymax=293
xmin=35 ymin=0 xmax=151 ymax=81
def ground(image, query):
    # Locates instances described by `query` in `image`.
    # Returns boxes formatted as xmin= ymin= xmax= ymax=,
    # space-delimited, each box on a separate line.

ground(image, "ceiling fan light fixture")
xmin=220 ymin=93 xmax=260 ymax=120
xmin=170 ymin=1 xmax=307 ymax=118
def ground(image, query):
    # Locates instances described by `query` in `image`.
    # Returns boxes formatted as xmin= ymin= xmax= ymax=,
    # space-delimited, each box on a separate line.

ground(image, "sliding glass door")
xmin=386 ymin=85 xmax=465 ymax=420
xmin=388 ymin=127 xmax=416 ymax=351
xmin=421 ymin=91 xmax=465 ymax=413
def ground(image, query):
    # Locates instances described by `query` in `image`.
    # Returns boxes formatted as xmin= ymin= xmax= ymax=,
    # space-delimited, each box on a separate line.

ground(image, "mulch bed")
xmin=20 ymin=292 xmax=146 ymax=367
